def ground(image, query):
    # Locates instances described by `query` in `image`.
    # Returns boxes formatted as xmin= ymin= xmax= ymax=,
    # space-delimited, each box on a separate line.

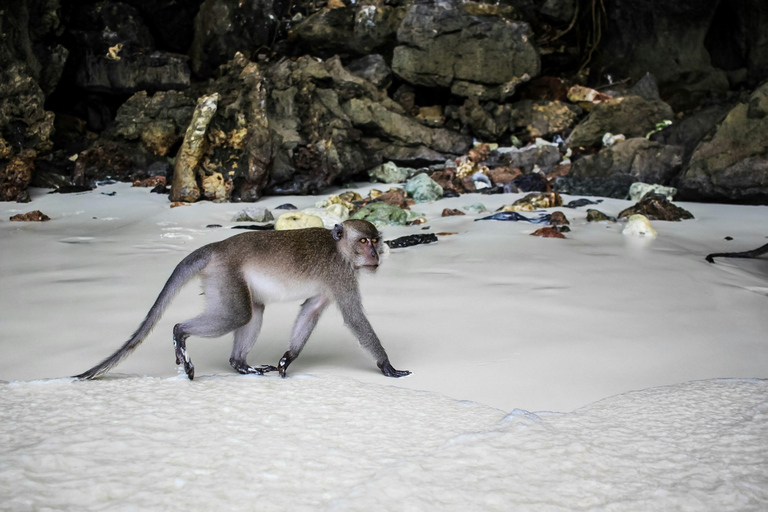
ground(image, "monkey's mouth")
xmin=358 ymin=264 xmax=379 ymax=271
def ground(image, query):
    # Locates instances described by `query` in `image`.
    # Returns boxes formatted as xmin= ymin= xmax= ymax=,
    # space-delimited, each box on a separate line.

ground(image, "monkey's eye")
xmin=359 ymin=238 xmax=368 ymax=244
xmin=371 ymin=238 xmax=379 ymax=244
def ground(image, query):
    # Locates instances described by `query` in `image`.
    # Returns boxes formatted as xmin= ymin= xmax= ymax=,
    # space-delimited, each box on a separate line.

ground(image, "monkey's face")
xmin=334 ymin=220 xmax=383 ymax=272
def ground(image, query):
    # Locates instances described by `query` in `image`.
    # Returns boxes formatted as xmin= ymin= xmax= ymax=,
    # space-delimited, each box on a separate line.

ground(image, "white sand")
xmin=1 ymin=183 xmax=767 ymax=509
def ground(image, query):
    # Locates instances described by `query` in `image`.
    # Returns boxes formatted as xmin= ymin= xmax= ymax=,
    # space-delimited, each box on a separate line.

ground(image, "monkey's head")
xmin=332 ymin=220 xmax=383 ymax=272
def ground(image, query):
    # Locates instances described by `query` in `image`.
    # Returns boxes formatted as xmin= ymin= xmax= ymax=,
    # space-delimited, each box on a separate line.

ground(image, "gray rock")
xmin=679 ymin=82 xmax=768 ymax=202
xmin=346 ymin=55 xmax=392 ymax=90
xmin=368 ymin=161 xmax=409 ymax=184
xmin=392 ymin=3 xmax=539 ymax=100
xmin=405 ymin=173 xmax=443 ymax=203
xmin=570 ymin=138 xmax=684 ymax=186
xmin=566 ymin=95 xmax=675 ymax=149
xmin=232 ymin=207 xmax=274 ymax=223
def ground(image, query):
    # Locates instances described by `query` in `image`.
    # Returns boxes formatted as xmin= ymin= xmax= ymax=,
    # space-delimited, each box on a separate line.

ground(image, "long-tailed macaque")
xmin=75 ymin=219 xmax=410 ymax=380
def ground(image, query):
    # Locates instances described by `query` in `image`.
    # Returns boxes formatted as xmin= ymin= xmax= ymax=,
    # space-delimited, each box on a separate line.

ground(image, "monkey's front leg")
xmin=279 ymin=295 xmax=331 ymax=378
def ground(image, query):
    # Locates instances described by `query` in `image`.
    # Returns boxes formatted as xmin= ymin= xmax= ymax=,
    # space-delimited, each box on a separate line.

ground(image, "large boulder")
xmin=593 ymin=0 xmax=729 ymax=110
xmin=566 ymin=95 xmax=674 ymax=149
xmin=678 ymin=82 xmax=768 ymax=203
xmin=189 ymin=0 xmax=290 ymax=78
xmin=289 ymin=1 xmax=404 ymax=58
xmin=392 ymin=2 xmax=540 ymax=100
xmin=570 ymin=138 xmax=684 ymax=185
xmin=65 ymin=1 xmax=190 ymax=94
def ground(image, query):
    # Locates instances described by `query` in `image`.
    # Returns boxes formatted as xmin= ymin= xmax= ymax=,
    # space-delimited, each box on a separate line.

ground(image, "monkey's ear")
xmin=331 ymin=224 xmax=344 ymax=241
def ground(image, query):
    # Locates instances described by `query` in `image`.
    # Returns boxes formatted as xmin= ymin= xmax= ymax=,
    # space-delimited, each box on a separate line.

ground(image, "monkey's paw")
xmin=378 ymin=360 xmax=411 ymax=378
xmin=230 ymin=358 xmax=278 ymax=375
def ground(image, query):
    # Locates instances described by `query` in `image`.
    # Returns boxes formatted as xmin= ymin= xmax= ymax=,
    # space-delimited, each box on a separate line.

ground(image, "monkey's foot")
xmin=278 ymin=351 xmax=294 ymax=378
xmin=173 ymin=325 xmax=195 ymax=380
xmin=229 ymin=358 xmax=278 ymax=375
xmin=378 ymin=359 xmax=411 ymax=378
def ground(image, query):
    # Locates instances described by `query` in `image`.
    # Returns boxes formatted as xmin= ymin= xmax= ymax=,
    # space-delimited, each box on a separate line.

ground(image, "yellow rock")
xmin=275 ymin=212 xmax=325 ymax=230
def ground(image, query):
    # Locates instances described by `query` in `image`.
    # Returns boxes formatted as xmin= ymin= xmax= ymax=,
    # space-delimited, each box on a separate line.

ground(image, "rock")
xmin=202 ymin=172 xmax=231 ymax=202
xmin=617 ymin=194 xmax=694 ymax=221
xmin=392 ymin=2 xmax=539 ymax=100
xmin=488 ymin=167 xmax=522 ymax=186
xmin=531 ymin=227 xmax=566 ymax=238
xmin=233 ymin=207 xmax=274 ymax=223
xmin=679 ymin=83 xmax=768 ymax=203
xmin=170 ymin=93 xmax=219 ymax=203
xmin=429 ymin=169 xmax=465 ymax=195
xmin=368 ymin=161 xmax=409 ymax=184
xmin=593 ymin=0 xmax=729 ymax=110
xmin=375 ymin=188 xmax=412 ymax=210
xmin=566 ymin=198 xmax=603 ymax=208
xmin=464 ymin=202 xmax=488 ymax=213
xmin=495 ymin=145 xmax=562 ymax=173
xmin=111 ymin=91 xmax=195 ymax=156
xmin=300 ymin=204 xmax=350 ymax=229
xmin=566 ymin=96 xmax=675 ymax=149
xmin=289 ymin=3 xmax=403 ymax=57
xmin=499 ymin=192 xmax=562 ymax=212
xmin=567 ymin=85 xmax=611 ymax=107
xmin=456 ymin=98 xmax=510 ymax=141
xmin=441 ymin=208 xmax=465 ymax=217
xmin=569 ymin=138 xmax=684 ymax=186
xmin=628 ymin=73 xmax=661 ymax=101
xmin=405 ymin=173 xmax=443 ymax=203
xmin=554 ymin=174 xmax=635 ymax=199
xmin=549 ymin=211 xmax=569 ymax=226
xmin=189 ymin=0 xmax=286 ymax=78
xmin=508 ymin=173 xmax=549 ymax=193
xmin=1 ymin=150 xmax=35 ymax=202
xmin=351 ymin=202 xmax=408 ymax=226
xmin=66 ymin=2 xmax=190 ymax=94
xmin=274 ymin=212 xmax=325 ymax=230
xmin=629 ymin=182 xmax=677 ymax=202
xmin=275 ymin=203 xmax=297 ymax=210
xmin=72 ymin=141 xmax=133 ymax=185
xmin=346 ymin=55 xmax=392 ymax=89
xmin=586 ymin=209 xmax=617 ymax=222
xmin=385 ymin=233 xmax=438 ymax=249
xmin=416 ymin=106 xmax=446 ymax=128
xmin=622 ymin=214 xmax=658 ymax=238
xmin=10 ymin=210 xmax=50 ymax=221
xmin=601 ymin=133 xmax=626 ymax=147
xmin=508 ymin=100 xmax=582 ymax=140
xmin=649 ymin=103 xmax=732 ymax=164
xmin=133 ymin=176 xmax=166 ymax=188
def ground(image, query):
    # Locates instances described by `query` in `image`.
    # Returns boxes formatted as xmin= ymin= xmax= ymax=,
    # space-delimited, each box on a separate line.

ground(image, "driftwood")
xmin=705 ymin=242 xmax=768 ymax=264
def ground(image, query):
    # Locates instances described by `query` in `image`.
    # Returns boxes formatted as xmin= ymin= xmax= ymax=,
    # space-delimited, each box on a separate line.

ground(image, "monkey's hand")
xmin=378 ymin=359 xmax=411 ymax=378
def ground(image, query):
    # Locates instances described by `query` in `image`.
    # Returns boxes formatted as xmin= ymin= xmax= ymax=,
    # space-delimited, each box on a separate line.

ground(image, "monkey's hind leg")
xmin=230 ymin=303 xmax=277 ymax=375
xmin=173 ymin=276 xmax=253 ymax=380
xmin=279 ymin=295 xmax=331 ymax=378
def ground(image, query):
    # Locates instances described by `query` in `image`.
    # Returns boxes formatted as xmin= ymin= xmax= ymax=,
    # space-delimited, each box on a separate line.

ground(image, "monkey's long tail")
xmin=74 ymin=248 xmax=213 ymax=380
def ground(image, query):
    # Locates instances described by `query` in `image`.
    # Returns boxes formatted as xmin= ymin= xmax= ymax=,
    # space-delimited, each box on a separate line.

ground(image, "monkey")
xmin=74 ymin=219 xmax=410 ymax=381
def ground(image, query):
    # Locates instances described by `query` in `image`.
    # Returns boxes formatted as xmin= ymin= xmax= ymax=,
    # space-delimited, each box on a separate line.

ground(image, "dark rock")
xmin=593 ymin=0 xmax=729 ymax=110
xmin=617 ymin=193 xmax=694 ymax=221
xmin=566 ymin=96 xmax=675 ymax=149
xmin=520 ymin=76 xmax=570 ymax=102
xmin=346 ymin=54 xmax=392 ymax=89
xmin=554 ymin=174 xmax=634 ymax=199
xmin=110 ymin=91 xmax=195 ymax=156
xmin=52 ymin=185 xmax=94 ymax=194
xmin=392 ymin=2 xmax=539 ymax=100
xmin=508 ymin=100 xmax=582 ymax=140
xmin=189 ymin=0 xmax=288 ymax=78
xmin=457 ymin=98 xmax=510 ymax=141
xmin=565 ymin=198 xmax=603 ymax=208
xmin=496 ymin=145 xmax=562 ymax=173
xmin=678 ymin=82 xmax=768 ymax=203
xmin=150 ymin=184 xmax=169 ymax=194
xmin=569 ymin=138 xmax=685 ymax=186
xmin=10 ymin=210 xmax=50 ymax=221
xmin=549 ymin=211 xmax=569 ymax=226
xmin=510 ymin=173 xmax=549 ymax=193
xmin=275 ymin=203 xmax=297 ymax=210
xmin=628 ymin=73 xmax=661 ymax=101
xmin=385 ymin=233 xmax=438 ymax=249
xmin=231 ymin=224 xmax=275 ymax=230
xmin=488 ymin=167 xmax=522 ymax=186
xmin=586 ymin=209 xmax=616 ymax=222
xmin=649 ymin=102 xmax=733 ymax=164
xmin=66 ymin=2 xmax=190 ymax=94
xmin=441 ymin=208 xmax=465 ymax=217
xmin=73 ymin=140 xmax=134 ymax=185
xmin=290 ymin=3 xmax=403 ymax=58
xmin=1 ymin=150 xmax=36 ymax=202
xmin=531 ymin=226 xmax=566 ymax=238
